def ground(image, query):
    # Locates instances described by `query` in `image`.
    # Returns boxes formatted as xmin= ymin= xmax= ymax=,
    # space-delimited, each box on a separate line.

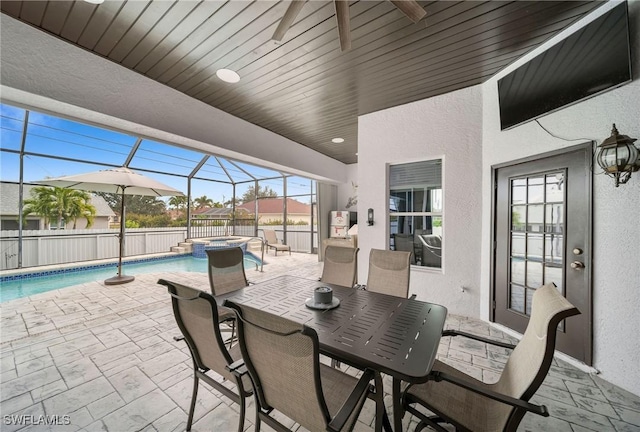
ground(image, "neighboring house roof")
xmin=0 ymin=183 xmax=116 ymax=217
xmin=192 ymin=207 xmax=246 ymax=218
xmin=236 ymin=198 xmax=311 ymax=214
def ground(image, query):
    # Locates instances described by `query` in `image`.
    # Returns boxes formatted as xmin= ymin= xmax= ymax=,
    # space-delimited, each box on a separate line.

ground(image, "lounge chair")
xmin=401 ymin=283 xmax=580 ymax=432
xmin=263 ymin=229 xmax=291 ymax=255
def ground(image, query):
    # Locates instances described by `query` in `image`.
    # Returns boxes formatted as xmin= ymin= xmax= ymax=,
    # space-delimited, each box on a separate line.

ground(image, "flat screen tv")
xmin=498 ymin=2 xmax=632 ymax=130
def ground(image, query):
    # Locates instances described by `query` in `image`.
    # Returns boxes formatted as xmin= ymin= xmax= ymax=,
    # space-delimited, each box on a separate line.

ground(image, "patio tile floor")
xmin=1 ymin=252 xmax=639 ymax=431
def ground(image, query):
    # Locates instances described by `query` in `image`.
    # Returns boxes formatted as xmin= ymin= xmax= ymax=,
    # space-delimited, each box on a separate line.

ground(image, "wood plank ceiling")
xmin=1 ymin=1 xmax=602 ymax=164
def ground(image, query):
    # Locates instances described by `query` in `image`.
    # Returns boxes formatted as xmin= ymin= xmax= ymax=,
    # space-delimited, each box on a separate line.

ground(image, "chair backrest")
xmin=494 ymin=283 xmax=580 ymax=429
xmin=206 ymin=247 xmax=248 ymax=296
xmin=158 ymin=279 xmax=236 ymax=381
xmin=321 ymin=246 xmax=359 ymax=288
xmin=421 ymin=234 xmax=441 ymax=249
xmin=225 ymin=301 xmax=331 ymax=432
xmin=418 ymin=235 xmax=442 ymax=268
xmin=393 ymin=233 xmax=416 ymax=264
xmin=263 ymin=229 xmax=279 ymax=245
xmin=366 ymin=248 xmax=411 ymax=297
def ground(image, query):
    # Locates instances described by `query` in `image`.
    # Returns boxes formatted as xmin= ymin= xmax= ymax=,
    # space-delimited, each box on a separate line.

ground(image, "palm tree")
xmin=194 ymin=195 xmax=214 ymax=209
xmin=168 ymin=195 xmax=189 ymax=211
xmin=66 ymin=192 xmax=96 ymax=228
xmin=23 ymin=186 xmax=96 ymax=229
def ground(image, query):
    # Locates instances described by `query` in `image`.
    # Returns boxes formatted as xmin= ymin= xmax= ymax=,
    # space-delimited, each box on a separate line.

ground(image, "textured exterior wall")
xmin=336 ymin=164 xmax=359 ymax=212
xmin=481 ymin=1 xmax=640 ymax=395
xmin=358 ymin=86 xmax=483 ymax=317
xmin=0 ymin=15 xmax=346 ymax=184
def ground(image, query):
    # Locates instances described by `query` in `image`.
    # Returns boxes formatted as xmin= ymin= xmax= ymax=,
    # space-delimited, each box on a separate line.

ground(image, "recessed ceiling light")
xmin=84 ymin=0 xmax=104 ymax=4
xmin=216 ymin=69 xmax=240 ymax=83
xmin=332 ymin=137 xmax=344 ymax=143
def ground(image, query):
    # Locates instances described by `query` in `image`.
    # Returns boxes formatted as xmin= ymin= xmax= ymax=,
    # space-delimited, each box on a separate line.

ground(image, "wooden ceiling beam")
xmin=272 ymin=0 xmax=306 ymax=41
xmin=390 ymin=0 xmax=427 ymax=23
xmin=334 ymin=0 xmax=351 ymax=51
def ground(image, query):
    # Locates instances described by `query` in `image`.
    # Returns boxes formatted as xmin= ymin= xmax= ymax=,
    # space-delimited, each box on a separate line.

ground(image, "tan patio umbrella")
xmin=36 ymin=166 xmax=184 ymax=285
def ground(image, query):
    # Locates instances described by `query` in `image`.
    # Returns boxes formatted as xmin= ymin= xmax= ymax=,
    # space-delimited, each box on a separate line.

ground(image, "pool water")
xmin=0 ymin=255 xmax=261 ymax=303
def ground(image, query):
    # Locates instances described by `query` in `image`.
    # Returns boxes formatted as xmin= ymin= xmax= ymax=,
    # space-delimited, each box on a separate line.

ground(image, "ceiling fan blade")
xmin=390 ymin=0 xmax=427 ymax=23
xmin=272 ymin=0 xmax=306 ymax=42
xmin=334 ymin=0 xmax=351 ymax=51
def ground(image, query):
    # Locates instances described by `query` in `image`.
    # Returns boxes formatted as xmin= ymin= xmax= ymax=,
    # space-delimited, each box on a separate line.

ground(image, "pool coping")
xmin=0 ymin=252 xmax=190 ymax=282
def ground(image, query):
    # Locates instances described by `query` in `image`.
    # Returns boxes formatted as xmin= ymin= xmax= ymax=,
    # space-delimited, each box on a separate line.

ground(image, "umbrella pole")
xmin=105 ymin=188 xmax=135 ymax=285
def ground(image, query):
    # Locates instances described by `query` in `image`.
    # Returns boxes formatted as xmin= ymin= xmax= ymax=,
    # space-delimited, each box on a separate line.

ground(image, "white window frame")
xmin=388 ymin=158 xmax=443 ymax=270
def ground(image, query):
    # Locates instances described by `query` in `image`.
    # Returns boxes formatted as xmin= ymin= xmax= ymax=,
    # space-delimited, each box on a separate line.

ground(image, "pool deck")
xmin=1 ymin=252 xmax=639 ymax=431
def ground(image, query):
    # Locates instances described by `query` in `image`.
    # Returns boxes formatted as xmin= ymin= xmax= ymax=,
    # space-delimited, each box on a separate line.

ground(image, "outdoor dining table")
xmin=214 ymin=274 xmax=448 ymax=432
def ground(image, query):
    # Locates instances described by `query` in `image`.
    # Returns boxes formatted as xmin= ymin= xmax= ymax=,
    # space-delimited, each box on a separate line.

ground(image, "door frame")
xmin=489 ymin=142 xmax=593 ymax=364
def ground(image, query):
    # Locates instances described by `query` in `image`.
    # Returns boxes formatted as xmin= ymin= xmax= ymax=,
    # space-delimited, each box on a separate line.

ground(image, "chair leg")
xmin=186 ymin=369 xmax=199 ymax=431
xmin=254 ymin=404 xmax=261 ymax=432
xmin=227 ymin=320 xmax=236 ymax=349
xmin=237 ymin=387 xmax=246 ymax=432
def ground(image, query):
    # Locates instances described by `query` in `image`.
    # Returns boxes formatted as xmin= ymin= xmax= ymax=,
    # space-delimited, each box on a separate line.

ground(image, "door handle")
xmin=570 ymin=261 xmax=585 ymax=269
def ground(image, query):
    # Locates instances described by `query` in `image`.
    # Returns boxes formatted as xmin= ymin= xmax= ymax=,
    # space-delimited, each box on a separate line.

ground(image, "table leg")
xmin=393 ymin=377 xmax=402 ymax=432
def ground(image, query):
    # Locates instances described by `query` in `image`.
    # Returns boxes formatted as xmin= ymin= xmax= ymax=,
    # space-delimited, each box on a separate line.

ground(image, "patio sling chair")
xmin=365 ymin=248 xmax=412 ymax=298
xmin=263 ymin=229 xmax=291 ymax=256
xmin=401 ymin=283 xmax=580 ymax=432
xmin=206 ymin=247 xmax=250 ymax=347
xmin=418 ymin=234 xmax=442 ymax=268
xmin=225 ymin=300 xmax=376 ymax=432
xmin=321 ymin=246 xmax=359 ymax=288
xmin=393 ymin=233 xmax=416 ymax=265
xmin=158 ymin=279 xmax=252 ymax=432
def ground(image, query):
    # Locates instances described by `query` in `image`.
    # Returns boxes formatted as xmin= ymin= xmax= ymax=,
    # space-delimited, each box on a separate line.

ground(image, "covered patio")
xmin=1 ymin=0 xmax=639 ymax=431
xmin=2 ymin=253 xmax=638 ymax=431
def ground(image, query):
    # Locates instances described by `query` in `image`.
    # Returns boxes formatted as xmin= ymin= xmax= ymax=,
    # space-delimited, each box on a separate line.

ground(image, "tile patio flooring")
xmin=1 ymin=253 xmax=639 ymax=431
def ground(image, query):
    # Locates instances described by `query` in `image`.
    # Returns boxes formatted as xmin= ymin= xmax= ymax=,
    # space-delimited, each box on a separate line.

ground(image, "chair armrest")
xmin=226 ymin=359 xmax=248 ymax=377
xmin=328 ymin=369 xmax=376 ymax=432
xmin=442 ymin=330 xmax=517 ymax=350
xmin=429 ymin=371 xmax=549 ymax=417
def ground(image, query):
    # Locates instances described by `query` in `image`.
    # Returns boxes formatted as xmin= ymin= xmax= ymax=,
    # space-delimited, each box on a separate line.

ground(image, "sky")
xmin=0 ymin=103 xmax=315 ymax=205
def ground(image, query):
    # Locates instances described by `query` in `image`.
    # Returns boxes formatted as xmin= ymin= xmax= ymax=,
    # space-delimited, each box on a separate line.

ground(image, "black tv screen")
xmin=498 ymin=2 xmax=632 ymax=130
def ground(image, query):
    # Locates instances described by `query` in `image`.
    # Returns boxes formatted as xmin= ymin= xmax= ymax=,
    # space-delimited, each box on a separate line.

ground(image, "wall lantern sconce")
xmin=596 ymin=124 xmax=639 ymax=187
xmin=367 ymin=208 xmax=374 ymax=226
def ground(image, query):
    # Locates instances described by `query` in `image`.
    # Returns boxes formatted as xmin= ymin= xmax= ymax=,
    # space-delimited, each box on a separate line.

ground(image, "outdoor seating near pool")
xmin=2 ymin=252 xmax=639 ymax=432
xmin=1 ymin=1 xmax=639 ymax=431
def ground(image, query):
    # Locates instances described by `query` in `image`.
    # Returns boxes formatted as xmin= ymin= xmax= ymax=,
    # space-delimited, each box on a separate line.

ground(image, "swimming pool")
xmin=0 ymin=254 xmax=262 ymax=303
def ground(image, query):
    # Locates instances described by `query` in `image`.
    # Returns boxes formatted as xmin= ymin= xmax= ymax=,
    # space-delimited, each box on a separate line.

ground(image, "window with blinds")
xmin=389 ymin=159 xmax=443 ymax=269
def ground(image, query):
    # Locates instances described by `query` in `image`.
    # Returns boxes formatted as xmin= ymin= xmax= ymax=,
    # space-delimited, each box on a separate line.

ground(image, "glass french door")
xmin=493 ymin=144 xmax=592 ymax=364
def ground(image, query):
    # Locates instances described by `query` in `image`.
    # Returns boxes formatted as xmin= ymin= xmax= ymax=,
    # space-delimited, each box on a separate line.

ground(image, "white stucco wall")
xmin=336 ymin=164 xmax=359 ymax=211
xmin=358 ymin=85 xmax=484 ymax=318
xmin=481 ymin=1 xmax=640 ymax=395
xmin=357 ymin=0 xmax=639 ymax=396
xmin=0 ymin=14 xmax=346 ymax=184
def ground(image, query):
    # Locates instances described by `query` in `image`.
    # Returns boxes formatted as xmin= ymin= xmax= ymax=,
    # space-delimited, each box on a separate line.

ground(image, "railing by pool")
xmin=1 ymin=224 xmax=318 ymax=271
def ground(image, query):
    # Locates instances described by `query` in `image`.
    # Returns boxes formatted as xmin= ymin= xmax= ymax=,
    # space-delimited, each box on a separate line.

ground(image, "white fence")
xmin=0 ymin=226 xmax=318 ymax=271
xmin=256 ymin=226 xmax=318 ymax=254
xmin=0 ymin=228 xmax=187 ymax=271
